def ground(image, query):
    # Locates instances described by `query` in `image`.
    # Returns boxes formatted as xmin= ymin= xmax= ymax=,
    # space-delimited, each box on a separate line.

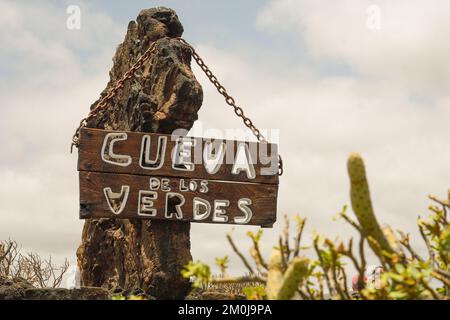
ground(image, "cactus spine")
xmin=347 ymin=152 xmax=394 ymax=254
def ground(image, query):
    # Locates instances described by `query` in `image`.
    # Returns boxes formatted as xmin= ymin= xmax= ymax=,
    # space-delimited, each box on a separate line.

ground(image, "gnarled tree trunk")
xmin=76 ymin=7 xmax=203 ymax=299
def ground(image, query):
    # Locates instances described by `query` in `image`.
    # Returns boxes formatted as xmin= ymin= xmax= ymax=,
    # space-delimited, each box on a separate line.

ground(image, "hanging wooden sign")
xmin=78 ymin=128 xmax=279 ymax=227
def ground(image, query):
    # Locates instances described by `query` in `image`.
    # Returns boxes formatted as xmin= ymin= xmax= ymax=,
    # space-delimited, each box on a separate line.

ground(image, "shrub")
xmin=0 ymin=240 xmax=69 ymax=288
xmin=182 ymin=153 xmax=450 ymax=300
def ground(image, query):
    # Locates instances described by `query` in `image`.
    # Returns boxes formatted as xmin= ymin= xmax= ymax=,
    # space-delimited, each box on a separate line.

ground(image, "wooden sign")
xmin=78 ymin=128 xmax=279 ymax=227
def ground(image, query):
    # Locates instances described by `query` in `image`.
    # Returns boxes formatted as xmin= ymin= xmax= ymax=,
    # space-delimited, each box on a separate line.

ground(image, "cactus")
xmin=266 ymin=250 xmax=284 ymax=299
xmin=347 ymin=152 xmax=394 ymax=254
xmin=266 ymin=249 xmax=309 ymax=300
xmin=276 ymin=257 xmax=309 ymax=300
xmin=382 ymin=225 xmax=402 ymax=253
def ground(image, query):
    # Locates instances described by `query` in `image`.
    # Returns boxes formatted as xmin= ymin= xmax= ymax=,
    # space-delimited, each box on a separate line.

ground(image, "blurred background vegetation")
xmin=182 ymin=153 xmax=450 ymax=300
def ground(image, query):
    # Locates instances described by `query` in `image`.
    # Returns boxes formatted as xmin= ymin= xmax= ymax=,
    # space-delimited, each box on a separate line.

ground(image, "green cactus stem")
xmin=266 ymin=250 xmax=284 ymax=300
xmin=266 ymin=249 xmax=310 ymax=300
xmin=276 ymin=257 xmax=309 ymax=300
xmin=347 ymin=152 xmax=394 ymax=254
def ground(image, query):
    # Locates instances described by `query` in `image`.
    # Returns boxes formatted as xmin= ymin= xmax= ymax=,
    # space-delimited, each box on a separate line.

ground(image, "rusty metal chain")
xmin=70 ymin=41 xmax=158 ymax=153
xmin=177 ymin=38 xmax=268 ymax=143
xmin=71 ymin=37 xmax=283 ymax=176
xmin=177 ymin=38 xmax=283 ymax=176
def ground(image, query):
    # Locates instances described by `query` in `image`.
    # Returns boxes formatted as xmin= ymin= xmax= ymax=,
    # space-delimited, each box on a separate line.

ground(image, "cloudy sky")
xmin=1 ymin=0 xmax=449 ymax=281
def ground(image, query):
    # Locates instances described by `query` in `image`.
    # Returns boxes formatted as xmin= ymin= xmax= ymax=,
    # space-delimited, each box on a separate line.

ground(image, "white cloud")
xmin=190 ymin=1 xmax=450 ymax=273
xmin=0 ymin=0 xmax=125 ymax=267
xmin=0 ymin=0 xmax=448 ymax=280
xmin=189 ymin=44 xmax=448 ymax=272
xmin=256 ymin=0 xmax=450 ymax=95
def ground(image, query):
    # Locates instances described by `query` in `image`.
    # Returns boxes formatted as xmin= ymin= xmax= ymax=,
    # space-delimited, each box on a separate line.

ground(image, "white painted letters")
xmin=165 ymin=193 xmax=185 ymax=219
xmin=213 ymin=200 xmax=230 ymax=223
xmin=232 ymin=143 xmax=256 ymax=179
xmin=172 ymin=137 xmax=196 ymax=171
xmin=193 ymin=197 xmax=211 ymax=221
xmin=138 ymin=190 xmax=157 ymax=217
xmin=103 ymin=185 xmax=130 ymax=215
xmin=140 ymin=135 xmax=167 ymax=170
xmin=101 ymin=133 xmax=132 ymax=167
xmin=203 ymin=141 xmax=225 ymax=174
xmin=234 ymin=198 xmax=253 ymax=224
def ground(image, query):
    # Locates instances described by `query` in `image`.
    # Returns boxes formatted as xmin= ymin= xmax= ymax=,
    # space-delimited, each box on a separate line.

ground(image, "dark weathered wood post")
xmin=76 ymin=7 xmax=203 ymax=299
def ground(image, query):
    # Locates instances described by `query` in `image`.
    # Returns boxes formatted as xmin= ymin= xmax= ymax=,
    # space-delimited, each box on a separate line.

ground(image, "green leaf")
xmin=394 ymin=263 xmax=405 ymax=274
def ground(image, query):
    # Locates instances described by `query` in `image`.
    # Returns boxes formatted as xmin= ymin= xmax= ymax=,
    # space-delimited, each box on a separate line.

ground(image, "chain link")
xmin=177 ymin=38 xmax=269 ymax=144
xmin=70 ymin=41 xmax=158 ymax=152
xmin=71 ymin=37 xmax=283 ymax=176
xmin=178 ymin=38 xmax=283 ymax=175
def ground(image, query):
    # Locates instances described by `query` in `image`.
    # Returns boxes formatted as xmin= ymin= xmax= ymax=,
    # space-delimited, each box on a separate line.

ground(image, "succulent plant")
xmin=347 ymin=152 xmax=394 ymax=254
xmin=180 ymin=153 xmax=449 ymax=300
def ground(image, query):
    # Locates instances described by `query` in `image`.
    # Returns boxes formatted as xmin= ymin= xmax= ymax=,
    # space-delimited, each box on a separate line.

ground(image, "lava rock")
xmin=77 ymin=7 xmax=202 ymax=300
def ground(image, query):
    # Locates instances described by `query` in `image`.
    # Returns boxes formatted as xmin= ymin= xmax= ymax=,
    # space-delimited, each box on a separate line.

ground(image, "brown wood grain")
xmin=79 ymin=171 xmax=278 ymax=226
xmin=78 ymin=128 xmax=279 ymax=185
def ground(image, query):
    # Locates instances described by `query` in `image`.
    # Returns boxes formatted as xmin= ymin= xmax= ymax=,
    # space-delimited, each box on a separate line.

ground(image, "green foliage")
xmin=127 ymin=295 xmax=147 ymax=300
xmin=215 ymin=256 xmax=229 ymax=277
xmin=243 ymin=285 xmax=266 ymax=300
xmin=181 ymin=261 xmax=211 ymax=289
xmin=362 ymin=260 xmax=434 ymax=300
xmin=275 ymin=256 xmax=309 ymax=300
xmin=265 ymin=250 xmax=284 ymax=299
xmin=247 ymin=230 xmax=263 ymax=242
xmin=110 ymin=294 xmax=148 ymax=300
xmin=181 ymin=153 xmax=449 ymax=300
xmin=347 ymin=152 xmax=394 ymax=254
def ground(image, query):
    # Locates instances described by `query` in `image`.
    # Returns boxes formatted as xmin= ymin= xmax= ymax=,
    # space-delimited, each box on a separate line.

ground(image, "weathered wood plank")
xmin=79 ymin=171 xmax=278 ymax=226
xmin=78 ymin=128 xmax=279 ymax=185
